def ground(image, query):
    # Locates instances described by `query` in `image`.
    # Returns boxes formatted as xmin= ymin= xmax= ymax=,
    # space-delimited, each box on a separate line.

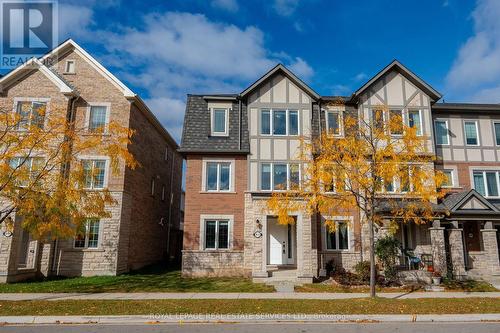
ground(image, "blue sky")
xmin=23 ymin=1 xmax=500 ymax=141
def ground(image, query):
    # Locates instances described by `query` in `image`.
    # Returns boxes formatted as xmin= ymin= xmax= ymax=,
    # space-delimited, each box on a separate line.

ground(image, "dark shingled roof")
xmin=441 ymin=191 xmax=470 ymax=210
xmin=432 ymin=103 xmax=500 ymax=111
xmin=374 ymin=199 xmax=447 ymax=214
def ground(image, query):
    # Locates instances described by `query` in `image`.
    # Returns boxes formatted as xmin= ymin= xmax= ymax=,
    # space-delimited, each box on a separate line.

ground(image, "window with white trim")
xmin=260 ymin=109 xmax=299 ymax=136
xmin=64 ymin=60 xmax=75 ymax=74
xmin=473 ymin=170 xmax=500 ymax=197
xmin=204 ymin=219 xmax=229 ymax=249
xmin=371 ymin=108 xmax=385 ymax=129
xmin=408 ymin=109 xmax=422 ymax=136
xmin=464 ymin=120 xmax=479 ymax=146
xmin=389 ymin=109 xmax=403 ymax=136
xmin=88 ymin=105 xmax=109 ymax=133
xmin=326 ymin=110 xmax=342 ymax=136
xmin=82 ymin=159 xmax=106 ymax=189
xmin=206 ymin=161 xmax=231 ymax=191
xmin=325 ymin=221 xmax=349 ymax=250
xmin=211 ymin=108 xmax=228 ymax=136
xmin=442 ymin=169 xmax=454 ymax=188
xmin=15 ymin=101 xmax=46 ymax=130
xmin=9 ymin=157 xmax=45 ymax=187
xmin=494 ymin=122 xmax=500 ymax=146
xmin=74 ymin=219 xmax=100 ymax=248
xmin=434 ymin=120 xmax=449 ymax=145
xmin=260 ymin=163 xmax=300 ymax=191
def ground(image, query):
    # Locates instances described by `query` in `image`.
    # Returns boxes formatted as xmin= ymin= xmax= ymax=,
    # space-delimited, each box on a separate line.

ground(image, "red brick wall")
xmin=441 ymin=162 xmax=500 ymax=191
xmin=183 ymin=155 xmax=247 ymax=250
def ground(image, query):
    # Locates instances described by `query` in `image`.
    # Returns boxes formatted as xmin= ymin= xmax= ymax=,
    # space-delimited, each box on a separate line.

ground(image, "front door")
xmin=463 ymin=222 xmax=481 ymax=269
xmin=267 ymin=217 xmax=294 ymax=265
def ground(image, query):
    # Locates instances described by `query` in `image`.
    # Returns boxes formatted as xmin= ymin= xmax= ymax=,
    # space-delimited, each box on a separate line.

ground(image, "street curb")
xmin=1 ymin=314 xmax=500 ymax=324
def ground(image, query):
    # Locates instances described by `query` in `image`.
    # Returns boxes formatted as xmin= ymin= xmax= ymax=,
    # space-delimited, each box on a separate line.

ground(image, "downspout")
xmin=238 ymin=98 xmax=242 ymax=150
xmin=166 ymin=153 xmax=175 ymax=261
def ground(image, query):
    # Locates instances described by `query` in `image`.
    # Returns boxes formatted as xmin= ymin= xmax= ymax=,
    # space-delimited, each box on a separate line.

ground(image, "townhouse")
xmin=0 ymin=39 xmax=183 ymax=282
xmin=180 ymin=61 xmax=500 ymax=282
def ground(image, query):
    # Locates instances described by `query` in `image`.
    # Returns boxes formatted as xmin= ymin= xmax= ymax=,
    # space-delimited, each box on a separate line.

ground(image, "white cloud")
xmin=446 ymin=0 xmax=500 ymax=102
xmin=58 ymin=4 xmax=94 ymax=38
xmin=288 ymin=57 xmax=314 ymax=80
xmin=211 ymin=0 xmax=239 ymax=12
xmin=273 ymin=0 xmax=300 ymax=17
xmin=353 ymin=72 xmax=367 ymax=82
xmin=144 ymin=97 xmax=186 ymax=140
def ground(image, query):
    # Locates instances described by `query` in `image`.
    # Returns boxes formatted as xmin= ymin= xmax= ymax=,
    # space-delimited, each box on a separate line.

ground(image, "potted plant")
xmin=432 ymin=271 xmax=442 ymax=285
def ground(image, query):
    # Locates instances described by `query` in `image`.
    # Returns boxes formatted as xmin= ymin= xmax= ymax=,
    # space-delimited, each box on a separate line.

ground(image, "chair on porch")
xmin=401 ymin=248 xmax=422 ymax=270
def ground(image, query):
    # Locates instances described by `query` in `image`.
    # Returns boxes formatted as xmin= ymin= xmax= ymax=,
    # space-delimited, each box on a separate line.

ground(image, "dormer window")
xmin=64 ymin=60 xmax=75 ymax=74
xmin=211 ymin=108 xmax=229 ymax=136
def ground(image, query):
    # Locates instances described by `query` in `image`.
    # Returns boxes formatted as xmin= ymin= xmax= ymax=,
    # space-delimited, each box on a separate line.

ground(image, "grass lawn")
xmin=0 ymin=298 xmax=499 ymax=315
xmin=0 ymin=265 xmax=274 ymax=293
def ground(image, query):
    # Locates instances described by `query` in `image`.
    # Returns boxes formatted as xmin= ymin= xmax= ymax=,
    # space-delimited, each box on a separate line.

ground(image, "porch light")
xmin=256 ymin=219 xmax=262 ymax=230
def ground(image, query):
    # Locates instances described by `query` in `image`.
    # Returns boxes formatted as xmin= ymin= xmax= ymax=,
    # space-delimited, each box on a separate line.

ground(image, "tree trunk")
xmin=369 ymin=218 xmax=376 ymax=297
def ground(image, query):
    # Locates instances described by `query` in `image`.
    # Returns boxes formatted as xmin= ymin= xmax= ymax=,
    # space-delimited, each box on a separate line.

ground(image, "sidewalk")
xmin=1 ymin=291 xmax=499 ymax=301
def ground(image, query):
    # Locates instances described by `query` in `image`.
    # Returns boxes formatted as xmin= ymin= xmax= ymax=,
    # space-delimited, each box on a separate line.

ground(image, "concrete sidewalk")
xmin=0 ymin=291 xmax=499 ymax=301
xmin=1 ymin=313 xmax=500 ymax=324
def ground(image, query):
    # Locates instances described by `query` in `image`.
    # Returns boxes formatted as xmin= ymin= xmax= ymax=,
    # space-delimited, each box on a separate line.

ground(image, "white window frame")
xmin=471 ymin=169 xmax=500 ymax=198
xmin=64 ymin=60 xmax=75 ymax=74
xmin=325 ymin=109 xmax=343 ymax=136
xmin=387 ymin=108 xmax=404 ymax=137
xmin=9 ymin=156 xmax=46 ymax=187
xmin=201 ymin=158 xmax=235 ymax=192
xmin=441 ymin=169 xmax=455 ymax=188
xmin=79 ymin=156 xmax=110 ymax=190
xmin=463 ymin=120 xmax=480 ymax=146
xmin=407 ymin=109 xmax=423 ymax=136
xmin=164 ymin=146 xmax=169 ymax=161
xmin=12 ymin=97 xmax=50 ymax=130
xmin=210 ymin=107 xmax=229 ymax=136
xmin=434 ymin=119 xmax=450 ymax=146
xmin=73 ymin=219 xmax=101 ymax=249
xmin=493 ymin=121 xmax=500 ymax=146
xmin=85 ymin=102 xmax=111 ymax=133
xmin=199 ymin=214 xmax=233 ymax=251
xmin=260 ymin=108 xmax=300 ymax=136
xmin=260 ymin=162 xmax=301 ymax=191
xmin=322 ymin=216 xmax=353 ymax=251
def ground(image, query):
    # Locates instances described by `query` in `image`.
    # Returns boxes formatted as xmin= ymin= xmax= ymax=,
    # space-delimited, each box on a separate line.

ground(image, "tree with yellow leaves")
xmin=268 ymin=100 xmax=447 ymax=297
xmin=0 ymin=102 xmax=137 ymax=241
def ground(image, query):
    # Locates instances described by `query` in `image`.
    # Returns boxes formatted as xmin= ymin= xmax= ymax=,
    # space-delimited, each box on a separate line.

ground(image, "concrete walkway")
xmin=0 ymin=291 xmax=499 ymax=301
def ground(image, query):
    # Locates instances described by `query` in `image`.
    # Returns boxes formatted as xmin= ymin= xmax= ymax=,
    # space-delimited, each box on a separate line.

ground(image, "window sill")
xmin=63 ymin=72 xmax=76 ymax=75
xmin=202 ymin=249 xmax=233 ymax=252
xmin=199 ymin=191 xmax=236 ymax=194
xmin=210 ymin=133 xmax=229 ymax=137
xmin=66 ymin=248 xmax=104 ymax=252
xmin=323 ymin=249 xmax=351 ymax=253
xmin=82 ymin=132 xmax=111 ymax=137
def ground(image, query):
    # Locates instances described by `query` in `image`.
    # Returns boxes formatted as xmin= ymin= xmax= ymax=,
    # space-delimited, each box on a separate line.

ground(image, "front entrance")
xmin=267 ymin=216 xmax=295 ymax=265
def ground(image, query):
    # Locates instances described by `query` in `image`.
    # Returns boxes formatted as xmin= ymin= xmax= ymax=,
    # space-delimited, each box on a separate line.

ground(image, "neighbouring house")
xmin=0 ymin=39 xmax=183 ymax=282
xmin=180 ymin=61 xmax=500 ymax=283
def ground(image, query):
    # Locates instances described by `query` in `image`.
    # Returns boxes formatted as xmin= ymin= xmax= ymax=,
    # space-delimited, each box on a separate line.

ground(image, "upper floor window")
xmin=371 ymin=109 xmax=385 ymax=129
xmin=16 ymin=101 xmax=46 ymax=130
xmin=441 ymin=169 xmax=454 ymax=188
xmin=434 ymin=120 xmax=449 ymax=145
xmin=74 ymin=219 xmax=100 ymax=248
xmin=260 ymin=109 xmax=299 ymax=136
xmin=408 ymin=110 xmax=422 ymax=136
xmin=326 ymin=110 xmax=342 ymax=136
xmin=64 ymin=60 xmax=75 ymax=74
xmin=9 ymin=157 xmax=44 ymax=187
xmin=206 ymin=161 xmax=231 ymax=192
xmin=325 ymin=220 xmax=349 ymax=250
xmin=464 ymin=121 xmax=479 ymax=146
xmin=261 ymin=163 xmax=300 ymax=191
xmin=494 ymin=122 xmax=500 ymax=146
xmin=389 ymin=109 xmax=403 ymax=136
xmin=82 ymin=159 xmax=107 ymax=190
xmin=211 ymin=108 xmax=228 ymax=136
xmin=473 ymin=170 xmax=499 ymax=197
xmin=87 ymin=105 xmax=109 ymax=133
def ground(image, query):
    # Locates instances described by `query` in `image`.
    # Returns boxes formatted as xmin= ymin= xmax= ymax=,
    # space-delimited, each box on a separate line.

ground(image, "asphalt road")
xmin=1 ymin=323 xmax=500 ymax=333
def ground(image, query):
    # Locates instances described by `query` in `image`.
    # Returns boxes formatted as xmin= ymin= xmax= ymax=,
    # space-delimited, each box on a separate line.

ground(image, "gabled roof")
xmin=240 ymin=63 xmax=320 ymax=100
xmin=352 ymin=60 xmax=442 ymax=102
xmin=0 ymin=58 xmax=74 ymax=95
xmin=442 ymin=189 xmax=499 ymax=214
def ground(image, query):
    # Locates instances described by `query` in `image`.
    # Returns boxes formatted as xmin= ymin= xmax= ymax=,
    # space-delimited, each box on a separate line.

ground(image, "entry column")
xmin=448 ymin=221 xmax=466 ymax=279
xmin=481 ymin=222 xmax=500 ymax=276
xmin=429 ymin=220 xmax=447 ymax=275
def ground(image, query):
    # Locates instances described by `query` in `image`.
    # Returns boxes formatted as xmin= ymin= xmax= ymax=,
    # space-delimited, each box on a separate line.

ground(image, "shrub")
xmin=375 ymin=236 xmax=401 ymax=281
xmin=354 ymin=261 xmax=371 ymax=283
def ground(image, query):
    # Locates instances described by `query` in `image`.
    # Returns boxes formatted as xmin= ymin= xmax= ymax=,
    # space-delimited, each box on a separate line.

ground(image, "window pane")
xmin=390 ymin=110 xmax=403 ymax=135
xmin=218 ymin=221 xmax=229 ymax=249
xmin=206 ymin=162 xmax=218 ymax=191
xmin=205 ymin=221 xmax=216 ymax=249
xmin=16 ymin=102 xmax=31 ymax=130
xmin=219 ymin=163 xmax=230 ymax=191
xmin=31 ymin=102 xmax=46 ymax=128
xmin=385 ymin=179 xmax=394 ymax=192
xmin=93 ymin=160 xmax=106 ymax=189
xmin=486 ymin=172 xmax=498 ymax=196
xmin=435 ymin=121 xmax=448 ymax=145
xmin=261 ymin=109 xmax=270 ymax=134
xmin=261 ymin=164 xmax=271 ymax=190
xmin=473 ymin=172 xmax=486 ymax=196
xmin=327 ymin=230 xmax=336 ymax=250
xmin=289 ymin=164 xmax=300 ymax=190
xmin=213 ymin=109 xmax=226 ymax=133
xmin=338 ymin=222 xmax=349 ymax=250
xmin=372 ymin=109 xmax=384 ymax=129
xmin=82 ymin=160 xmax=93 ymax=188
xmin=273 ymin=164 xmax=287 ymax=190
xmin=400 ymin=166 xmax=410 ymax=192
xmin=89 ymin=106 xmax=107 ymax=132
xmin=74 ymin=223 xmax=86 ymax=248
xmin=443 ymin=170 xmax=453 ymax=187
xmin=464 ymin=121 xmax=478 ymax=145
xmin=408 ymin=110 xmax=421 ymax=135
xmin=288 ymin=110 xmax=298 ymax=135
xmin=495 ymin=123 xmax=500 ymax=146
xmin=87 ymin=219 xmax=100 ymax=248
xmin=327 ymin=112 xmax=339 ymax=135
xmin=273 ymin=110 xmax=286 ymax=135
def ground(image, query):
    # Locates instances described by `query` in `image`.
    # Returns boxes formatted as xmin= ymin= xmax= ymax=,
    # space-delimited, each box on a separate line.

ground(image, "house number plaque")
xmin=253 ymin=230 xmax=262 ymax=238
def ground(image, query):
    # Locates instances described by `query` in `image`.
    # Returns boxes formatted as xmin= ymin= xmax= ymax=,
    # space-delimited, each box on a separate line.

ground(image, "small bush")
xmin=375 ymin=236 xmax=400 ymax=281
xmin=354 ymin=261 xmax=371 ymax=283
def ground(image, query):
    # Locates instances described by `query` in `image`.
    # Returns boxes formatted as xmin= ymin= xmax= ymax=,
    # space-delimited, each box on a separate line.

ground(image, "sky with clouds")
xmin=9 ymin=0 xmax=500 ymax=142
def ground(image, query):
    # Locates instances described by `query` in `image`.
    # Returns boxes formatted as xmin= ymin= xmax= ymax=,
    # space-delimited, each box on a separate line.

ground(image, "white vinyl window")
xmin=442 ymin=169 xmax=454 ymax=188
xmin=9 ymin=157 xmax=45 ymax=187
xmin=64 ymin=60 xmax=75 ymax=74
xmin=260 ymin=109 xmax=299 ymax=136
xmin=408 ymin=109 xmax=422 ymax=136
xmin=15 ymin=101 xmax=47 ymax=130
xmin=211 ymin=108 xmax=229 ymax=136
xmin=434 ymin=120 xmax=449 ymax=145
xmin=325 ymin=221 xmax=349 ymax=250
xmin=74 ymin=219 xmax=100 ymax=249
xmin=326 ymin=110 xmax=342 ymax=136
xmin=464 ymin=120 xmax=479 ymax=146
xmin=82 ymin=159 xmax=107 ymax=190
xmin=87 ymin=105 xmax=109 ymax=133
xmin=473 ymin=171 xmax=500 ymax=197
xmin=204 ymin=220 xmax=229 ymax=250
xmin=260 ymin=163 xmax=300 ymax=191
xmin=206 ymin=162 xmax=231 ymax=191
xmin=389 ymin=109 xmax=404 ymax=136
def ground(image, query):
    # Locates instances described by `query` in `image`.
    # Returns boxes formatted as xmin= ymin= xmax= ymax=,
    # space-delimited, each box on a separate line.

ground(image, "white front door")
xmin=268 ymin=217 xmax=294 ymax=265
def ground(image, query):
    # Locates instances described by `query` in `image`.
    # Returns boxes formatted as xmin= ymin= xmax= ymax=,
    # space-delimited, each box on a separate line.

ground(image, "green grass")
xmin=0 ymin=265 xmax=274 ymax=293
xmin=0 ymin=298 xmax=499 ymax=315
xmin=296 ymin=284 xmax=422 ymax=293
xmin=442 ymin=279 xmax=498 ymax=292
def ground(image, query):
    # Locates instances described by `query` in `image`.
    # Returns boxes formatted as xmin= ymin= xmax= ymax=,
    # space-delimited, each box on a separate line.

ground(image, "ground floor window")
xmin=74 ymin=219 xmax=100 ymax=248
xmin=205 ymin=220 xmax=229 ymax=249
xmin=326 ymin=221 xmax=349 ymax=250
